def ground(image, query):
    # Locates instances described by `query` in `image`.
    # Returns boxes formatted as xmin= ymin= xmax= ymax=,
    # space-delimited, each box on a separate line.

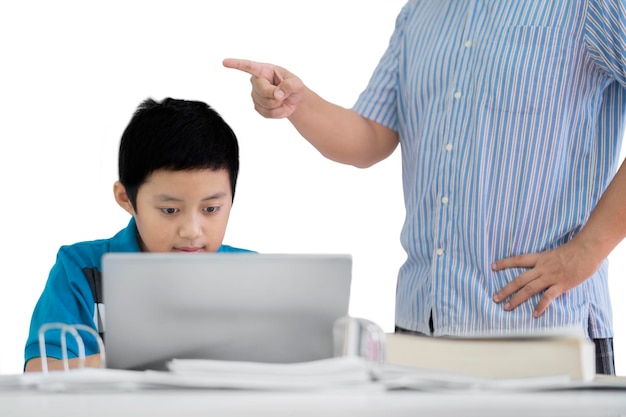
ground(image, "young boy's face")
xmin=114 ymin=168 xmax=233 ymax=253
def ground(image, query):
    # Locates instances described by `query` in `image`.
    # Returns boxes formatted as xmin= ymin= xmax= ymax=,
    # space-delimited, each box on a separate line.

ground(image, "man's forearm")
xmin=289 ymin=88 xmax=398 ymax=168
xmin=572 ymin=159 xmax=626 ymax=262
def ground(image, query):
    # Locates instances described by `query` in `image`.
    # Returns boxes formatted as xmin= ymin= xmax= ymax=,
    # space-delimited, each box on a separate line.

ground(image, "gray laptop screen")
xmin=101 ymin=253 xmax=352 ymax=370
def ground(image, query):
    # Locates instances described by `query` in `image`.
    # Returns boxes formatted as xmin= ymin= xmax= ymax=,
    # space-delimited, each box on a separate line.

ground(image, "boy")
xmin=24 ymin=97 xmax=253 ymax=372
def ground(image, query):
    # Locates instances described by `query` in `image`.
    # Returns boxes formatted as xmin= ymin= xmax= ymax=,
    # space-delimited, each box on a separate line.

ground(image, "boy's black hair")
xmin=118 ymin=97 xmax=239 ymax=209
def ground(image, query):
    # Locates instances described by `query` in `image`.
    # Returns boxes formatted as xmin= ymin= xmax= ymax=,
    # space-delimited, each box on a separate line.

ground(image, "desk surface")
xmin=2 ymin=387 xmax=626 ymax=417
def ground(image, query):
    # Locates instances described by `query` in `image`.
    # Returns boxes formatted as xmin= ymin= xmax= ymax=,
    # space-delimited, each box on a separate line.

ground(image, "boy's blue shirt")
xmin=24 ymin=218 xmax=253 ymax=365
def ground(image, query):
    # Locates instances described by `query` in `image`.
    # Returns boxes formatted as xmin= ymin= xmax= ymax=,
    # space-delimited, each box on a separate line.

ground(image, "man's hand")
xmin=223 ymin=58 xmax=305 ymax=119
xmin=491 ymin=241 xmax=601 ymax=317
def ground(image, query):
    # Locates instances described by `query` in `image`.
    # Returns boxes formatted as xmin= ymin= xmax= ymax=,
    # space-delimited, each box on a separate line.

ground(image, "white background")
xmin=0 ymin=1 xmax=624 ymax=376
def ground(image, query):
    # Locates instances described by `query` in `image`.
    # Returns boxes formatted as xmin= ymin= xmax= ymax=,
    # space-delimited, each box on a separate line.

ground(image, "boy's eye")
xmin=204 ymin=206 xmax=219 ymax=213
xmin=160 ymin=208 xmax=179 ymax=215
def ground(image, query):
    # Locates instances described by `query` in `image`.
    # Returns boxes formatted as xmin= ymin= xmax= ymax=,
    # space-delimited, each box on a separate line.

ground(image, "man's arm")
xmin=492 ymin=158 xmax=626 ymax=316
xmin=223 ymin=58 xmax=399 ymax=168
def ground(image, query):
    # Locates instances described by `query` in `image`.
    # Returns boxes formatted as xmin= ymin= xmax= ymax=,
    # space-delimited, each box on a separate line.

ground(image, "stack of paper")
xmin=165 ymin=356 xmax=376 ymax=390
xmin=0 ymin=356 xmax=378 ymax=392
xmin=2 ymin=358 xmax=626 ymax=393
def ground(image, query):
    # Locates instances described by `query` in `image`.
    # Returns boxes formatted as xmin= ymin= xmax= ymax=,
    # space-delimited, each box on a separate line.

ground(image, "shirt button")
xmin=436 ymin=248 xmax=445 ymax=256
xmin=441 ymin=196 xmax=449 ymax=204
xmin=445 ymin=144 xmax=453 ymax=151
xmin=453 ymin=91 xmax=462 ymax=99
xmin=464 ymin=40 xmax=473 ymax=48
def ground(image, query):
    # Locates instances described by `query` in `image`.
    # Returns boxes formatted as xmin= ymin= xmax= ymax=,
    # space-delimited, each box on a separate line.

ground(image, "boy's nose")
xmin=178 ymin=214 xmax=202 ymax=240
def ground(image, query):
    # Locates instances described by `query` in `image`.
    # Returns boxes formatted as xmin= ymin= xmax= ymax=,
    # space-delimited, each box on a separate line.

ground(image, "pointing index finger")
xmin=223 ymin=58 xmax=267 ymax=78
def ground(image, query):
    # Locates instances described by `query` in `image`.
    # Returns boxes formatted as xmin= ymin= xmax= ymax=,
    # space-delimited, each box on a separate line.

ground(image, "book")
xmin=383 ymin=328 xmax=596 ymax=382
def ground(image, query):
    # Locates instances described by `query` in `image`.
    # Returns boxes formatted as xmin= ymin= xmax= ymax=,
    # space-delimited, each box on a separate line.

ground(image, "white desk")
xmin=2 ymin=388 xmax=626 ymax=417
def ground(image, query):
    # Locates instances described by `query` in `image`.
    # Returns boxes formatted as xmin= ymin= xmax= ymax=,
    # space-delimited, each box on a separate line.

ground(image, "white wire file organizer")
xmin=37 ymin=323 xmax=106 ymax=373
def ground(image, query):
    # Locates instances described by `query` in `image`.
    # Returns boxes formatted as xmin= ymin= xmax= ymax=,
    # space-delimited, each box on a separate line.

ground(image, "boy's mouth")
xmin=175 ymin=247 xmax=204 ymax=253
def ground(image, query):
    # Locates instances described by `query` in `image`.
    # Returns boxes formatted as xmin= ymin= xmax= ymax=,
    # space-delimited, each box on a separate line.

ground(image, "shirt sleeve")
xmin=352 ymin=0 xmax=414 ymax=131
xmin=584 ymin=0 xmax=626 ymax=84
xmin=24 ymin=247 xmax=99 ymax=366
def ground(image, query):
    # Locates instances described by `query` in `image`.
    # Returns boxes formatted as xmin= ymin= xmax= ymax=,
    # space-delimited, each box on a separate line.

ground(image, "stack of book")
xmin=383 ymin=328 xmax=596 ymax=382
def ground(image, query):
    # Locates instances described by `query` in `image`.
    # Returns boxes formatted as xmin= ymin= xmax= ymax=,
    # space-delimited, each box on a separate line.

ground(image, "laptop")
xmin=101 ymin=252 xmax=352 ymax=370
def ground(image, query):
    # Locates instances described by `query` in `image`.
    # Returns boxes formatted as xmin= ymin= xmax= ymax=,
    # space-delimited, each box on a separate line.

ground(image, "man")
xmin=224 ymin=1 xmax=626 ymax=374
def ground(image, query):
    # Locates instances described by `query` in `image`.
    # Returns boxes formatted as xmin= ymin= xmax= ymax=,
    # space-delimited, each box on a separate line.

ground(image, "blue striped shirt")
xmin=353 ymin=0 xmax=626 ymax=338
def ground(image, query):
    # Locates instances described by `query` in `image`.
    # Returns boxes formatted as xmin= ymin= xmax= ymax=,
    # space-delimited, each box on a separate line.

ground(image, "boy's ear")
xmin=113 ymin=181 xmax=136 ymax=215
